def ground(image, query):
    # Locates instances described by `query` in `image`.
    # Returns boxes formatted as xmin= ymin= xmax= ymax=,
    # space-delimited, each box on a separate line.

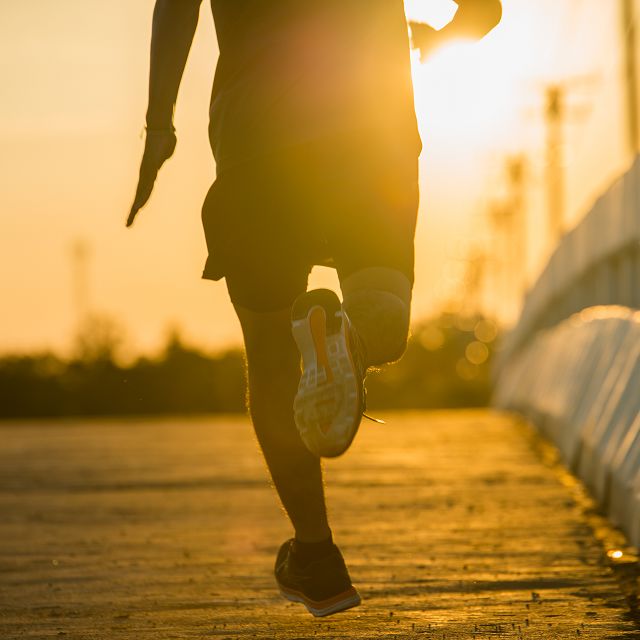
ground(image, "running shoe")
xmin=274 ymin=539 xmax=361 ymax=617
xmin=291 ymin=288 xmax=366 ymax=458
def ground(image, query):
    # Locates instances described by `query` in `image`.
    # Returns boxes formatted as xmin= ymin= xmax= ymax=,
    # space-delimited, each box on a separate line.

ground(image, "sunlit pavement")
xmin=1 ymin=411 xmax=638 ymax=639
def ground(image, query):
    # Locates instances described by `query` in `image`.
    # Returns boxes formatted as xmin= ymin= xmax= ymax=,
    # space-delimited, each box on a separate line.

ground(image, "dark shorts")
xmin=201 ymin=131 xmax=419 ymax=312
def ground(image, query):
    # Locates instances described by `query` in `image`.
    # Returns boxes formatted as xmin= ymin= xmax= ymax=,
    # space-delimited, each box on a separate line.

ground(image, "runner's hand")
xmin=409 ymin=0 xmax=502 ymax=60
xmin=409 ymin=22 xmax=446 ymax=60
xmin=126 ymin=128 xmax=177 ymax=227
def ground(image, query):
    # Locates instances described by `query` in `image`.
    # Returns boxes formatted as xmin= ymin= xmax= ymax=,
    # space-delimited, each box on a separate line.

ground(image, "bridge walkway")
xmin=1 ymin=411 xmax=638 ymax=639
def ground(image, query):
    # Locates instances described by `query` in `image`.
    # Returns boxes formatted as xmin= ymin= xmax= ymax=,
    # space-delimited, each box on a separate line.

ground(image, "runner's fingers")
xmin=408 ymin=21 xmax=441 ymax=59
xmin=125 ymin=131 xmax=176 ymax=227
xmin=126 ymin=166 xmax=159 ymax=226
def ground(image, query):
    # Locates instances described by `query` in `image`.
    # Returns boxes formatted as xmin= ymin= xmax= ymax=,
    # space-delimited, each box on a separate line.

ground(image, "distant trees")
xmin=0 ymin=314 xmax=500 ymax=418
xmin=0 ymin=331 xmax=246 ymax=418
xmin=367 ymin=313 xmax=498 ymax=410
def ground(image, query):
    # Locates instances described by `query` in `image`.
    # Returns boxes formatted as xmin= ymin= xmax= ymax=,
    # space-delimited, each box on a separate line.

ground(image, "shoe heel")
xmin=291 ymin=289 xmax=344 ymax=373
xmin=291 ymin=289 xmax=342 ymax=333
xmin=291 ymin=310 xmax=320 ymax=372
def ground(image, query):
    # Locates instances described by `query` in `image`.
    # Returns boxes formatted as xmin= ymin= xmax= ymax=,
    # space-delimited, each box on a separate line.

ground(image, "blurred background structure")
xmin=1 ymin=0 xmax=639 ymax=414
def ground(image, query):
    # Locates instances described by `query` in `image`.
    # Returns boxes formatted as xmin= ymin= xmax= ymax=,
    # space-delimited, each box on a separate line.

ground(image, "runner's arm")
xmin=443 ymin=0 xmax=502 ymax=41
xmin=409 ymin=0 xmax=502 ymax=58
xmin=145 ymin=0 xmax=203 ymax=129
xmin=126 ymin=0 xmax=203 ymax=227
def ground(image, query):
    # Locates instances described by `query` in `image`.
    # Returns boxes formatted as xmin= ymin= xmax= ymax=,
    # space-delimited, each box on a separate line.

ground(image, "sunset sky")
xmin=0 ymin=0 xmax=633 ymax=356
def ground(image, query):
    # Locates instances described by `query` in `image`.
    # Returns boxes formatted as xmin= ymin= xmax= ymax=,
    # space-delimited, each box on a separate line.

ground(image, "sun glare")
xmin=410 ymin=19 xmax=528 ymax=153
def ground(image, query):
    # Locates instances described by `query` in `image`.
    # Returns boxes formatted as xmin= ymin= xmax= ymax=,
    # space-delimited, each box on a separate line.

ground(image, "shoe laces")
xmin=363 ymin=411 xmax=386 ymax=424
xmin=344 ymin=311 xmax=386 ymax=426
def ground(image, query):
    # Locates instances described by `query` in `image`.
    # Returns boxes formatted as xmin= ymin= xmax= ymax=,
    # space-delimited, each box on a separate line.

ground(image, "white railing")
xmin=495 ymin=157 xmax=640 ymax=546
xmin=499 ymin=156 xmax=640 ymax=365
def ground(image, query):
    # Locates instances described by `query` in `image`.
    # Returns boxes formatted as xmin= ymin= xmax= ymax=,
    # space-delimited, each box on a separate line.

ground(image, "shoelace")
xmin=363 ymin=412 xmax=386 ymax=424
xmin=346 ymin=318 xmax=386 ymax=425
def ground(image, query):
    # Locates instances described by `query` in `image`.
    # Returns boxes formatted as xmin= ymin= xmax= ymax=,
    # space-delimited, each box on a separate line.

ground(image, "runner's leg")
xmin=235 ymin=304 xmax=332 ymax=543
xmin=341 ymin=266 xmax=412 ymax=367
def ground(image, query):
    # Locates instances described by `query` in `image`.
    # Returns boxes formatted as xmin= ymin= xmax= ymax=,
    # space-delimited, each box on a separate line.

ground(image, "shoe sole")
xmin=278 ymin=583 xmax=361 ymax=617
xmin=291 ymin=289 xmax=363 ymax=458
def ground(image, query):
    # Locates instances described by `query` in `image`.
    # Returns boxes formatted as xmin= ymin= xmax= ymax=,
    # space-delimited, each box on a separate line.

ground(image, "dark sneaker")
xmin=274 ymin=539 xmax=361 ymax=617
xmin=291 ymin=288 xmax=367 ymax=458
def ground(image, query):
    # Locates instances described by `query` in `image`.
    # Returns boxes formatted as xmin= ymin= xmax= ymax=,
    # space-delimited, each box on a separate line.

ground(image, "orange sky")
xmin=0 ymin=0 xmax=633 ymax=356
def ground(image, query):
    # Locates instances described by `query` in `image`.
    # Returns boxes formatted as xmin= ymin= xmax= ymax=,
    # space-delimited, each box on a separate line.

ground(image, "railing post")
xmin=633 ymin=243 xmax=640 ymax=308
xmin=618 ymin=250 xmax=634 ymax=308
xmin=596 ymin=262 xmax=614 ymax=306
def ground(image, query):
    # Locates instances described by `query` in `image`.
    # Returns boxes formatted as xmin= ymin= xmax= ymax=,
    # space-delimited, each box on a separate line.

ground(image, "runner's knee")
xmin=342 ymin=289 xmax=410 ymax=366
xmin=340 ymin=267 xmax=412 ymax=305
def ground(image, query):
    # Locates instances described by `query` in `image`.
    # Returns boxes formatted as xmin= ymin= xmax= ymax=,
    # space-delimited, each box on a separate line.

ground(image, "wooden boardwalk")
xmin=1 ymin=411 xmax=638 ymax=639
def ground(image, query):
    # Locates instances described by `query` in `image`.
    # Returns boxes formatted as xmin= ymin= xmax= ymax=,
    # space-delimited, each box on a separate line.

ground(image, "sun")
xmin=405 ymin=3 xmax=529 ymax=154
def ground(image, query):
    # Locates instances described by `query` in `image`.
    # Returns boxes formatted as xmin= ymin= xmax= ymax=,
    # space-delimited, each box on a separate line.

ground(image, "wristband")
xmin=145 ymin=125 xmax=176 ymax=135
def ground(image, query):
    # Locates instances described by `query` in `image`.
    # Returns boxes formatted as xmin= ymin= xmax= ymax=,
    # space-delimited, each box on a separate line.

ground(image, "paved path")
xmin=1 ymin=411 xmax=638 ymax=639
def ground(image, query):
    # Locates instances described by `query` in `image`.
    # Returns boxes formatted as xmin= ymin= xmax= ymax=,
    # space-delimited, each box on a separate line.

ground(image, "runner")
xmin=127 ymin=0 xmax=502 ymax=617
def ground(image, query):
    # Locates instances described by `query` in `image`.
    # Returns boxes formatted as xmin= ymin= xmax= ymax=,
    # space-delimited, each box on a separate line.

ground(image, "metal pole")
xmin=622 ymin=0 xmax=639 ymax=159
xmin=506 ymin=156 xmax=528 ymax=303
xmin=545 ymin=86 xmax=565 ymax=247
xmin=71 ymin=239 xmax=90 ymax=331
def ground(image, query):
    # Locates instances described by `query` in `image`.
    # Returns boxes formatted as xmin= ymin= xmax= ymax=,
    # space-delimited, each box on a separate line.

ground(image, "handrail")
xmin=493 ymin=157 xmax=640 ymax=547
xmin=499 ymin=155 xmax=640 ymax=364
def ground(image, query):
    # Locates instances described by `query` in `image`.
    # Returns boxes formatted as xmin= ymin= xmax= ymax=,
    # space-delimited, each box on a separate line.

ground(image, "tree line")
xmin=0 ymin=313 xmax=499 ymax=418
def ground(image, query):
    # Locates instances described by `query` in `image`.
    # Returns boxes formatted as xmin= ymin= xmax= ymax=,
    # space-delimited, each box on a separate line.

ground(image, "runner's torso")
xmin=209 ymin=1 xmax=421 ymax=171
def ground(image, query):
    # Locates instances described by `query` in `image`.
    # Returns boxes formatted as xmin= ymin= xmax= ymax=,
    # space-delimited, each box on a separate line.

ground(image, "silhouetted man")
xmin=128 ymin=0 xmax=501 ymax=617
